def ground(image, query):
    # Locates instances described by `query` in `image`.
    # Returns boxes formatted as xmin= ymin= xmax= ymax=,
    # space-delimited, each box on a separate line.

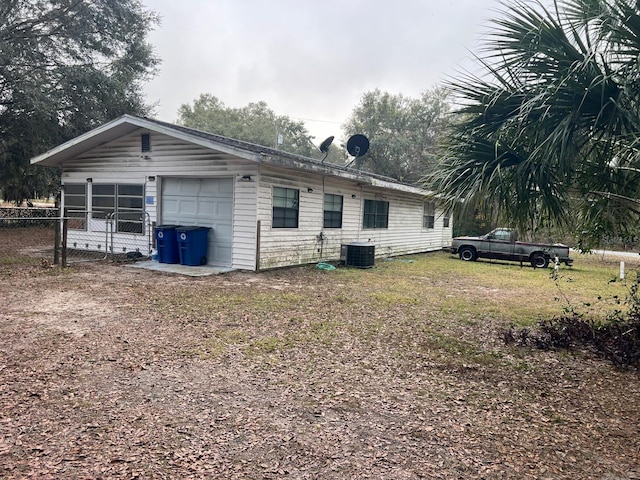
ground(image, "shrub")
xmin=503 ymin=273 xmax=640 ymax=369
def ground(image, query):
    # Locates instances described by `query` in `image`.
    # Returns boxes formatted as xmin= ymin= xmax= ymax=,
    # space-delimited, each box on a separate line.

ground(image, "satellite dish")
xmin=346 ymin=134 xmax=369 ymax=158
xmin=319 ymin=136 xmax=334 ymax=153
xmin=318 ymin=136 xmax=334 ymax=163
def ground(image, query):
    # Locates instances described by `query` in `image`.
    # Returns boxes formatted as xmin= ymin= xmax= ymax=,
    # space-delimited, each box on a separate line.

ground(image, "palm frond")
xmin=426 ymin=0 xmax=640 ymax=237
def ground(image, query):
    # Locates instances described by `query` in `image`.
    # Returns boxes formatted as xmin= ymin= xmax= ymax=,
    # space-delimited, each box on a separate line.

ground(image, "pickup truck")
xmin=449 ymin=228 xmax=573 ymax=268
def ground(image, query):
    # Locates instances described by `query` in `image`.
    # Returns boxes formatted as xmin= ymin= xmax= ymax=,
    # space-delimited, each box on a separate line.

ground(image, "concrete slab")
xmin=126 ymin=260 xmax=234 ymax=277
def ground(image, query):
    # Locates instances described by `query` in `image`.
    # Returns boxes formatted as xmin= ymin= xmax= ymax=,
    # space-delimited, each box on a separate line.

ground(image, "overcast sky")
xmin=142 ymin=0 xmax=504 ymax=145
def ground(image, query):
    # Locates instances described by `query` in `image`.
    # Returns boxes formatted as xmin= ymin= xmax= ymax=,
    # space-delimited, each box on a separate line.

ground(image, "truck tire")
xmin=459 ymin=246 xmax=477 ymax=262
xmin=530 ymin=253 xmax=549 ymax=268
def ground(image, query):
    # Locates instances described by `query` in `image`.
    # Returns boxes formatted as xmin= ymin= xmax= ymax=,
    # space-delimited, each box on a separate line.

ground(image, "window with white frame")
xmin=323 ymin=193 xmax=343 ymax=228
xmin=91 ymin=183 xmax=145 ymax=234
xmin=272 ymin=187 xmax=299 ymax=228
xmin=363 ymin=199 xmax=389 ymax=229
xmin=423 ymin=202 xmax=435 ymax=229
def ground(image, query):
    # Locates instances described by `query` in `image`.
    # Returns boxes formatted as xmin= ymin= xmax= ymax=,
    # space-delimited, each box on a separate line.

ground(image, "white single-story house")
xmin=31 ymin=115 xmax=452 ymax=271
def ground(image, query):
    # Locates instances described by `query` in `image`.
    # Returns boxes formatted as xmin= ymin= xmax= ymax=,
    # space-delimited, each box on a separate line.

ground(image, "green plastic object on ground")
xmin=316 ymin=262 xmax=336 ymax=271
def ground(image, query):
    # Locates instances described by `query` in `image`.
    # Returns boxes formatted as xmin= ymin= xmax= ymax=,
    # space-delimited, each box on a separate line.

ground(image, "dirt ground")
xmin=1 ymin=227 xmax=640 ymax=479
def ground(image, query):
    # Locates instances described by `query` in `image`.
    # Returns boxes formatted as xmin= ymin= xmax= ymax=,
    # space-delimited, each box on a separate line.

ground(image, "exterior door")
xmin=161 ymin=177 xmax=233 ymax=266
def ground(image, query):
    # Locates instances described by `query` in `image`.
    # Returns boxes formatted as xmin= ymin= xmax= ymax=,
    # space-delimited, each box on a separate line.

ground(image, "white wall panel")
xmin=60 ymin=129 xmax=451 ymax=271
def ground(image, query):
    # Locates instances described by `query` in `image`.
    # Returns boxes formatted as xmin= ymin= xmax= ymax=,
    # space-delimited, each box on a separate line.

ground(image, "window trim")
xmin=323 ymin=193 xmax=343 ymax=229
xmin=363 ymin=199 xmax=389 ymax=229
xmin=423 ymin=202 xmax=435 ymax=229
xmin=272 ymin=186 xmax=299 ymax=229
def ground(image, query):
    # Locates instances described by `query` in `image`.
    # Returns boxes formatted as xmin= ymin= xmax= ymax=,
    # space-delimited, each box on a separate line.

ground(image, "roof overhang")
xmin=30 ymin=114 xmax=432 ymax=198
xmin=30 ymin=115 xmax=262 ymax=166
xmin=259 ymin=153 xmax=429 ymax=196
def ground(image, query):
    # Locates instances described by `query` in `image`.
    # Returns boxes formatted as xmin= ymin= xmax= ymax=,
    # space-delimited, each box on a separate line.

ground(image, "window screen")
xmin=423 ymin=202 xmax=435 ymax=229
xmin=64 ymin=183 xmax=87 ymax=229
xmin=323 ymin=193 xmax=343 ymax=228
xmin=363 ymin=199 xmax=389 ymax=229
xmin=273 ymin=187 xmax=299 ymax=228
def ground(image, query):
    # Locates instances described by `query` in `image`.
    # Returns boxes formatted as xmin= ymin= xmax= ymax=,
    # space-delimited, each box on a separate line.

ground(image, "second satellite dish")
xmin=319 ymin=136 xmax=334 ymax=153
xmin=346 ymin=134 xmax=370 ymax=158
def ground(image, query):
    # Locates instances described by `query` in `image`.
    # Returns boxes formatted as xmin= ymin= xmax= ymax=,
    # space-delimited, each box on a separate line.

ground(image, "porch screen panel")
xmin=92 ymin=184 xmax=115 ymax=219
xmin=117 ymin=184 xmax=144 ymax=234
xmin=91 ymin=183 xmax=144 ymax=234
xmin=64 ymin=183 xmax=87 ymax=230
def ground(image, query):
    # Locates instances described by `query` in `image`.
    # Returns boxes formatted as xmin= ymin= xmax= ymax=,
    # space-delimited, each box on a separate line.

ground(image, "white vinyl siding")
xmin=255 ymin=166 xmax=451 ymax=269
xmin=57 ymin=126 xmax=451 ymax=271
xmin=59 ymin=130 xmax=258 ymax=270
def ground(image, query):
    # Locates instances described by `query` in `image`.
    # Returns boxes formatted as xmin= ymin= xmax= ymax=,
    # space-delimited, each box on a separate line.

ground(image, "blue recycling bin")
xmin=176 ymin=226 xmax=211 ymax=266
xmin=155 ymin=225 xmax=180 ymax=264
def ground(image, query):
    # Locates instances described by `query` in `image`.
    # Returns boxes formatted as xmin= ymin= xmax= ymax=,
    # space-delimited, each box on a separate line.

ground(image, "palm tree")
xmin=427 ymin=0 xmax=640 ymax=246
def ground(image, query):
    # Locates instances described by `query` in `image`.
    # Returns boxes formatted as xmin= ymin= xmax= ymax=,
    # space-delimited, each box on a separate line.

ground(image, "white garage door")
xmin=161 ymin=177 xmax=233 ymax=266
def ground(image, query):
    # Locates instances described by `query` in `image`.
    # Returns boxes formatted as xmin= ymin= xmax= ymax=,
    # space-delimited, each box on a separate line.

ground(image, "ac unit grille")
xmin=342 ymin=242 xmax=375 ymax=268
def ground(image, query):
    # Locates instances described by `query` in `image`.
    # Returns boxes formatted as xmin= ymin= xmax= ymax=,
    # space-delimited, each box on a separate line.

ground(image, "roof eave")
xmin=260 ymin=154 xmax=430 ymax=196
xmin=31 ymin=115 xmax=138 ymax=166
xmin=31 ymin=115 xmax=262 ymax=166
xmin=30 ymin=114 xmax=431 ymax=197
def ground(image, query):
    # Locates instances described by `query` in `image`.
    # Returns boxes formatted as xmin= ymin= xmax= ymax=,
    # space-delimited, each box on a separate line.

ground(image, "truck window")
xmin=493 ymin=230 xmax=511 ymax=241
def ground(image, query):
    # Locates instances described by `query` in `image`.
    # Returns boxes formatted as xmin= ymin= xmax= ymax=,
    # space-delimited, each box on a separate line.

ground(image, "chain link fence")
xmin=0 ymin=207 xmax=60 ymax=268
xmin=0 ymin=207 xmax=154 ymax=268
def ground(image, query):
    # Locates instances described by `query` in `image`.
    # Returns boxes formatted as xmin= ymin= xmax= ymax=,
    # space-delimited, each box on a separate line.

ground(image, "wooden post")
xmin=61 ymin=218 xmax=68 ymax=268
xmin=54 ymin=219 xmax=61 ymax=265
xmin=255 ymin=220 xmax=261 ymax=272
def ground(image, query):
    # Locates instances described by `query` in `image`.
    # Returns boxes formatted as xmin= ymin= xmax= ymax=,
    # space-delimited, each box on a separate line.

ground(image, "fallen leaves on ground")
xmin=1 ymin=229 xmax=639 ymax=479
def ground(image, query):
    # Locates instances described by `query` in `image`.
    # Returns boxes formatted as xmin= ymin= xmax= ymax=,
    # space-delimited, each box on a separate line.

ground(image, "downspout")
xmin=319 ymin=175 xmax=326 ymax=260
xmin=357 ymin=184 xmax=364 ymax=241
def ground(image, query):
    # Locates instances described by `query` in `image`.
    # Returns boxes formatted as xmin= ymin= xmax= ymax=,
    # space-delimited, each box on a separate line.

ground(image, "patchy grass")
xmin=1 ymin=231 xmax=640 ymax=479
xmin=166 ymin=251 xmax=639 ymax=370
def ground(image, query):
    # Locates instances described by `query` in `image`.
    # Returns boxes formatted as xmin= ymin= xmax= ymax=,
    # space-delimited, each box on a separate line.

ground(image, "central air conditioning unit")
xmin=340 ymin=242 xmax=375 ymax=268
